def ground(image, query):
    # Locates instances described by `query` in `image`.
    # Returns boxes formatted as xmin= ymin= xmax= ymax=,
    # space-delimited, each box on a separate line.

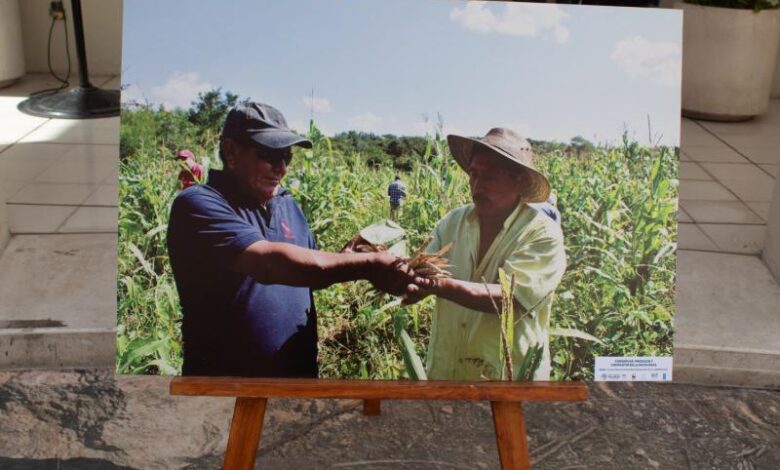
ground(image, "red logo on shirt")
xmin=281 ymin=220 xmax=294 ymax=239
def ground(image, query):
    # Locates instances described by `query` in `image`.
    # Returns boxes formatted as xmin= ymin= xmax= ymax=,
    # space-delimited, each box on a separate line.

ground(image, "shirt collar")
xmin=465 ymin=201 xmax=529 ymax=230
xmin=502 ymin=201 xmax=528 ymax=229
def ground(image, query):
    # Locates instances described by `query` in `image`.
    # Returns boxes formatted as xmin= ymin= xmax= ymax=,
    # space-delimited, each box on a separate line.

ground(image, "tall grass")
xmin=117 ymin=111 xmax=677 ymax=380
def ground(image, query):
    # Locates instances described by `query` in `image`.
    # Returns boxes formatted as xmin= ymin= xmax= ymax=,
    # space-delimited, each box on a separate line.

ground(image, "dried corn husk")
xmin=347 ymin=235 xmax=453 ymax=281
xmin=406 ymin=237 xmax=453 ymax=280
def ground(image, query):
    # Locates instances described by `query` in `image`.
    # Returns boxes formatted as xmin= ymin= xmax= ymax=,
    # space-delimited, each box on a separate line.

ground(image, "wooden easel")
xmin=170 ymin=377 xmax=588 ymax=469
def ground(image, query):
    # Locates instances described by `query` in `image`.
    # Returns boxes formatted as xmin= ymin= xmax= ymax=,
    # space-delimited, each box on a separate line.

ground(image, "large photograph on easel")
xmin=117 ymin=0 xmax=681 ymax=381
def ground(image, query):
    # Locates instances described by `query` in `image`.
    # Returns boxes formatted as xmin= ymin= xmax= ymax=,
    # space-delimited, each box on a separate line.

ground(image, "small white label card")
xmin=594 ymin=356 xmax=673 ymax=382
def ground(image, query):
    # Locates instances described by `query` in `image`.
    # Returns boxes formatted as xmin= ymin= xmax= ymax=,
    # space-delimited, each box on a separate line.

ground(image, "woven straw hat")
xmin=447 ymin=128 xmax=550 ymax=203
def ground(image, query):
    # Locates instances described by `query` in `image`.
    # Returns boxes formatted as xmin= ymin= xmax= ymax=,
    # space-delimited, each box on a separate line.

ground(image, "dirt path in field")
xmin=0 ymin=370 xmax=778 ymax=469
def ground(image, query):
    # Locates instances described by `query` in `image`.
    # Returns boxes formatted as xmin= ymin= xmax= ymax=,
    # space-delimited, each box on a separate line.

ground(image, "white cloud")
xmin=151 ymin=72 xmax=212 ymax=109
xmin=348 ymin=112 xmax=382 ymax=132
xmin=302 ymin=96 xmax=332 ymax=113
xmin=610 ymin=36 xmax=681 ymax=88
xmin=450 ymin=3 xmax=570 ymax=45
xmin=120 ymin=83 xmax=147 ymax=105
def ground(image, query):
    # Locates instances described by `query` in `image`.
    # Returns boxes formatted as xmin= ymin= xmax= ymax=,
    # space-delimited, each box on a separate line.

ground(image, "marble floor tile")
xmin=678 ymin=223 xmax=718 ymax=251
xmin=698 ymin=224 xmax=767 ymax=254
xmin=700 ymin=163 xmax=776 ymax=202
xmin=59 ymin=206 xmax=118 ymax=233
xmin=82 ymin=185 xmax=118 ymax=206
xmin=8 ymin=183 xmax=96 ymax=206
xmin=682 ymin=143 xmax=749 ymax=164
xmin=679 ymin=180 xmax=737 ymax=201
xmin=680 ymin=200 xmax=765 ymax=225
xmin=680 ymin=162 xmax=711 ymax=181
xmin=745 ymin=201 xmax=771 ymax=222
xmin=7 ymin=205 xmax=77 ymax=233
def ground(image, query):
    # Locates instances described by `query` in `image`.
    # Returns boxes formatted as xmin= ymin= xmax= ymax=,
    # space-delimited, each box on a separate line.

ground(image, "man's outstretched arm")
xmin=404 ymin=277 xmax=526 ymax=315
xmin=233 ymin=240 xmax=414 ymax=295
xmin=404 ymin=278 xmax=510 ymax=314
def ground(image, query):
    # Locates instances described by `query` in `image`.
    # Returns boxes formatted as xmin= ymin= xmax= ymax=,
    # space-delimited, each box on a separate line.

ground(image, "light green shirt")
xmin=425 ymin=202 xmax=566 ymax=380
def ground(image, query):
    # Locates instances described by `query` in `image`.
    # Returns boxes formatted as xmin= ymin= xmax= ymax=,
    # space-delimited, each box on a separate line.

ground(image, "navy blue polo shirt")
xmin=167 ymin=169 xmax=318 ymax=377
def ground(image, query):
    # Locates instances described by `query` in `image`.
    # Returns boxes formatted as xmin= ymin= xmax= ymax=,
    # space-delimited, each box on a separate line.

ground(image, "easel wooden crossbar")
xmin=170 ymin=377 xmax=588 ymax=470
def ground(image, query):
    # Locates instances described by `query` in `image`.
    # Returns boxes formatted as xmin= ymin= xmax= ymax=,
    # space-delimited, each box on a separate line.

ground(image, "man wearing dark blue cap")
xmin=167 ymin=101 xmax=416 ymax=377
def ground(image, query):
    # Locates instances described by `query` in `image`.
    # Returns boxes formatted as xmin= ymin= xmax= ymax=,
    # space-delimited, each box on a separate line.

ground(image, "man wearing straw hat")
xmin=404 ymin=128 xmax=567 ymax=381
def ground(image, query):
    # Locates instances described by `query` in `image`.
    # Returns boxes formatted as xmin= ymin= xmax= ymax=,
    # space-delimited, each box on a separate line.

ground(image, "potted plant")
xmin=677 ymin=0 xmax=780 ymax=121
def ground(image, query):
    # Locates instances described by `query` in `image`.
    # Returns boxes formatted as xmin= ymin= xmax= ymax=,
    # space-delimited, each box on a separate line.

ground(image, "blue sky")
xmin=122 ymin=0 xmax=682 ymax=146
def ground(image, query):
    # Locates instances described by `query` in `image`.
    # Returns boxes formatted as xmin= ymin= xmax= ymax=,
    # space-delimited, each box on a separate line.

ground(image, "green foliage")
xmin=393 ymin=306 xmax=428 ymax=380
xmin=117 ymin=104 xmax=677 ymax=380
xmin=569 ymin=135 xmax=595 ymax=159
xmin=540 ymin=132 xmax=677 ymax=380
xmin=117 ymin=142 xmax=184 ymax=375
xmin=516 ymin=346 xmax=544 ymax=382
xmin=187 ymin=88 xmax=239 ymax=150
xmin=684 ymin=0 xmax=780 ymax=11
xmin=330 ymin=131 xmax=428 ymax=171
xmin=119 ymin=107 xmax=199 ymax=160
xmin=119 ymin=87 xmax=238 ymax=162
xmin=497 ymin=269 xmax=516 ymax=381
xmin=528 ymin=139 xmax=569 ymax=155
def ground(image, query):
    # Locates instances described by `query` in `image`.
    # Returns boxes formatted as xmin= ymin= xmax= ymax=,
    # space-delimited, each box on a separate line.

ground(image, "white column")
xmin=763 ymin=179 xmax=780 ymax=282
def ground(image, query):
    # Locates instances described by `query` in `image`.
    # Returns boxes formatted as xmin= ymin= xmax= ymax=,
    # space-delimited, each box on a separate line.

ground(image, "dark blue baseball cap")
xmin=222 ymin=101 xmax=312 ymax=149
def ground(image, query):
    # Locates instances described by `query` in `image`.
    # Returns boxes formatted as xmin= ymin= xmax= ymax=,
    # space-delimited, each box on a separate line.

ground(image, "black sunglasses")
xmin=253 ymin=147 xmax=292 ymax=166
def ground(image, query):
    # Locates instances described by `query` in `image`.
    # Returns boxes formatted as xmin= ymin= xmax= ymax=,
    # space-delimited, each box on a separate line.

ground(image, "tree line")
xmin=120 ymin=87 xmax=597 ymax=168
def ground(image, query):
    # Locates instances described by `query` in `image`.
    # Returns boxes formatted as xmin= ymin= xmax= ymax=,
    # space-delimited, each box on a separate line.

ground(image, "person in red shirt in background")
xmin=176 ymin=149 xmax=205 ymax=189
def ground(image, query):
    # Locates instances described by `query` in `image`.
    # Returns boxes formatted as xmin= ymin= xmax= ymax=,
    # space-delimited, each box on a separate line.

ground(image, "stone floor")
xmin=0 ymin=370 xmax=779 ymax=469
xmin=674 ymin=102 xmax=780 ymax=387
xmin=678 ymin=107 xmax=778 ymax=255
xmin=0 ymin=74 xmax=119 ymax=234
xmin=0 ymin=75 xmax=119 ymax=369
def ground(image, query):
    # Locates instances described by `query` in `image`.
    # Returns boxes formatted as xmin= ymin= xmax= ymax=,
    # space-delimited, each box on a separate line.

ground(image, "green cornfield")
xmin=117 ymin=105 xmax=677 ymax=381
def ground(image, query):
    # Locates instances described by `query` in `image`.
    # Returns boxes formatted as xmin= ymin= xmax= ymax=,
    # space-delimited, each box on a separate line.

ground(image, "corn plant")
xmin=118 ymin=107 xmax=677 ymax=381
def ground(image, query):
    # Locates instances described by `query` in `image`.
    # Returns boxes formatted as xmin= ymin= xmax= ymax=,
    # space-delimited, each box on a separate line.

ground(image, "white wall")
xmin=19 ymin=0 xmax=122 ymax=77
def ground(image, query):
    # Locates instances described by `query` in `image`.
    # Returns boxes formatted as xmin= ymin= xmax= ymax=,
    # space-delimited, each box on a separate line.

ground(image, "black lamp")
xmin=17 ymin=0 xmax=119 ymax=119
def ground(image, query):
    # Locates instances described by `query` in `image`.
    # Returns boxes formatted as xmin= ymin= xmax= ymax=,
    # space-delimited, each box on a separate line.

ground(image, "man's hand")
xmin=401 ymin=276 xmax=440 ymax=305
xmin=340 ymin=235 xmax=375 ymax=253
xmin=367 ymin=253 xmax=416 ymax=296
xmin=235 ymin=241 xmax=421 ymax=293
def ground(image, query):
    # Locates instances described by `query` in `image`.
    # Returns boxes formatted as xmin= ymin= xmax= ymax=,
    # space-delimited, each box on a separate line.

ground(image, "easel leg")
xmin=363 ymin=399 xmax=381 ymax=416
xmin=491 ymin=401 xmax=531 ymax=470
xmin=224 ymin=397 xmax=267 ymax=470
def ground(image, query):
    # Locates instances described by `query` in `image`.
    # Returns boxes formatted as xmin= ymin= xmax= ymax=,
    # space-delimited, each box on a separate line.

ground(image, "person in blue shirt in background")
xmin=387 ymin=175 xmax=407 ymax=221
xmin=167 ymin=102 xmax=416 ymax=377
